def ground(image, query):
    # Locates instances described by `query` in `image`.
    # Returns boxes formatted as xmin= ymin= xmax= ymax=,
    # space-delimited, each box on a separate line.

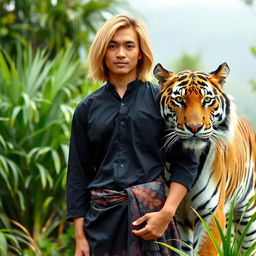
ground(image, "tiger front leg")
xmin=234 ymin=201 xmax=256 ymax=256
xmin=198 ymin=206 xmax=226 ymax=256
xmin=176 ymin=221 xmax=194 ymax=256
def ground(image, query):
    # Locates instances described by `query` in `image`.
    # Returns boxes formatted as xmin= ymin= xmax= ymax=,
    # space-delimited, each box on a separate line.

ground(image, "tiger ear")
xmin=210 ymin=63 xmax=230 ymax=86
xmin=153 ymin=63 xmax=174 ymax=84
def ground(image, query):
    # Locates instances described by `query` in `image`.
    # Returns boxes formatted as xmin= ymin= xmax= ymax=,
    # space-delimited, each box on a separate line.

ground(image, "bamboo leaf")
xmin=10 ymin=106 xmax=22 ymax=128
xmin=60 ymin=104 xmax=72 ymax=122
xmin=36 ymin=163 xmax=48 ymax=189
xmin=42 ymin=197 xmax=54 ymax=214
xmin=51 ymin=149 xmax=61 ymax=174
xmin=0 ymin=232 xmax=20 ymax=251
xmin=0 ymin=232 xmax=8 ymax=256
xmin=16 ymin=190 xmax=26 ymax=212
xmin=6 ymin=158 xmax=21 ymax=192
xmin=35 ymin=147 xmax=51 ymax=160
xmin=60 ymin=144 xmax=69 ymax=165
xmin=0 ymin=50 xmax=11 ymax=82
xmin=24 ymin=175 xmax=33 ymax=189
xmin=0 ymin=135 xmax=6 ymax=149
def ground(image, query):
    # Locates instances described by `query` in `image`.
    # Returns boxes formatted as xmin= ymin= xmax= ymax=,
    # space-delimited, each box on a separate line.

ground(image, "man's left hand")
xmin=131 ymin=211 xmax=173 ymax=240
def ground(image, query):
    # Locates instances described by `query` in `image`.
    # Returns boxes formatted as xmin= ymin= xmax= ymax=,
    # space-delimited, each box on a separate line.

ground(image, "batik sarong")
xmin=84 ymin=178 xmax=181 ymax=256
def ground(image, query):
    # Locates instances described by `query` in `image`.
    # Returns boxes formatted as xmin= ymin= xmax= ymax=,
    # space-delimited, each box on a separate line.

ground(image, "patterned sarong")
xmin=88 ymin=178 xmax=181 ymax=256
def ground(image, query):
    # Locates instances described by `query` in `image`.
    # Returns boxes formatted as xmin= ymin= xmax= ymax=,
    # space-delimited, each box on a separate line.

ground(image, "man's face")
xmin=104 ymin=26 xmax=141 ymax=81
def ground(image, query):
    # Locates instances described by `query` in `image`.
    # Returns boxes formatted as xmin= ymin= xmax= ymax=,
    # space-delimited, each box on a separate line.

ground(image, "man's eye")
xmin=127 ymin=44 xmax=134 ymax=49
xmin=109 ymin=44 xmax=117 ymax=49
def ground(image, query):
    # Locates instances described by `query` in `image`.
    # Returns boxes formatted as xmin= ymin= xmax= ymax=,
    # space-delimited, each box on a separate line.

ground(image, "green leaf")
xmin=0 ymin=232 xmax=8 ymax=256
xmin=36 ymin=163 xmax=48 ymax=189
xmin=6 ymin=157 xmax=21 ymax=192
xmin=0 ymin=135 xmax=6 ymax=149
xmin=35 ymin=147 xmax=51 ymax=160
xmin=251 ymin=46 xmax=256 ymax=56
xmin=192 ymin=208 xmax=223 ymax=256
xmin=42 ymin=197 xmax=54 ymax=214
xmin=60 ymin=144 xmax=69 ymax=165
xmin=243 ymin=241 xmax=256 ymax=256
xmin=51 ymin=149 xmax=61 ymax=174
xmin=16 ymin=190 xmax=26 ymax=212
xmin=156 ymin=241 xmax=195 ymax=256
xmin=10 ymin=106 xmax=22 ymax=128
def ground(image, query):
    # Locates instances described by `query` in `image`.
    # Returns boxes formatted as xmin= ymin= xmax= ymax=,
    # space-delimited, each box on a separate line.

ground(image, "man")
xmin=66 ymin=14 xmax=198 ymax=256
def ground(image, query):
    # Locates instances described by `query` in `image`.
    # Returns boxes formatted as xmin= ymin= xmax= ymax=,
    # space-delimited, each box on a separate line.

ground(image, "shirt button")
xmin=121 ymin=103 xmax=124 ymax=106
xmin=120 ymin=164 xmax=124 ymax=167
xmin=121 ymin=121 xmax=124 ymax=125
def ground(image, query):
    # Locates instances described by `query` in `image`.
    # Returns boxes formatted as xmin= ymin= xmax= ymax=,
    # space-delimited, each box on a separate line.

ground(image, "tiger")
xmin=153 ymin=63 xmax=256 ymax=256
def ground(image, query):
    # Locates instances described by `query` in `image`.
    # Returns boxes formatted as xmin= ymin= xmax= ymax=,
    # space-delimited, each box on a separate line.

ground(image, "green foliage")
xmin=250 ymin=46 xmax=256 ymax=91
xmin=0 ymin=44 xmax=97 ymax=253
xmin=158 ymin=198 xmax=256 ymax=256
xmin=244 ymin=0 xmax=254 ymax=5
xmin=0 ymin=0 xmax=127 ymax=57
xmin=251 ymin=46 xmax=256 ymax=56
xmin=170 ymin=52 xmax=203 ymax=73
xmin=0 ymin=0 xmax=129 ymax=253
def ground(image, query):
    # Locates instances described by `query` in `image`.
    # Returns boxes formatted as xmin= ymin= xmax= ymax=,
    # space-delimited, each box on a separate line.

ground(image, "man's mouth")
xmin=114 ymin=62 xmax=128 ymax=67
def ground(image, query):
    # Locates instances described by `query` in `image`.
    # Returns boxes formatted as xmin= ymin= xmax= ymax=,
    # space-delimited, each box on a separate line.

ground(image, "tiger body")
xmin=154 ymin=63 xmax=256 ymax=256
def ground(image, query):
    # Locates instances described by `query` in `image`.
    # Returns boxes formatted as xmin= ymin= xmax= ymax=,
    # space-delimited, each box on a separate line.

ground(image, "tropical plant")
xmin=157 ymin=198 xmax=256 ymax=256
xmin=0 ymin=44 xmax=98 ymax=254
xmin=0 ymin=0 xmax=128 ymax=58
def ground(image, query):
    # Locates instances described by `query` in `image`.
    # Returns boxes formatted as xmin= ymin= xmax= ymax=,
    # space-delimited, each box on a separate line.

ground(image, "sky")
xmin=123 ymin=0 xmax=256 ymax=124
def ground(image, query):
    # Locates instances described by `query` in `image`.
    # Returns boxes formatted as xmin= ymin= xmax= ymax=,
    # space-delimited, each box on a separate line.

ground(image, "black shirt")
xmin=66 ymin=80 xmax=198 ymax=221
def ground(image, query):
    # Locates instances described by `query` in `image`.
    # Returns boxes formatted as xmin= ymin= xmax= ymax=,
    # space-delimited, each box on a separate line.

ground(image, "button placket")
xmin=117 ymin=99 xmax=127 ymax=173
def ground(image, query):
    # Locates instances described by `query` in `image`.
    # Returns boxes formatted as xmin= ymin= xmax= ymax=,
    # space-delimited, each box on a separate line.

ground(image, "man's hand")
xmin=74 ymin=217 xmax=90 ymax=256
xmin=75 ymin=236 xmax=90 ymax=256
xmin=131 ymin=210 xmax=173 ymax=240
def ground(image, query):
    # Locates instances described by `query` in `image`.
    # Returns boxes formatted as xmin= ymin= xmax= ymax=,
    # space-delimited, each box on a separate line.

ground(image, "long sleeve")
xmin=166 ymin=141 xmax=199 ymax=190
xmin=66 ymin=103 xmax=92 ymax=221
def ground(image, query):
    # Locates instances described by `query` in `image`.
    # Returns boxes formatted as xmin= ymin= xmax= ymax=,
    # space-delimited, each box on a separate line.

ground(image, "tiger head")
xmin=153 ymin=63 xmax=237 ymax=151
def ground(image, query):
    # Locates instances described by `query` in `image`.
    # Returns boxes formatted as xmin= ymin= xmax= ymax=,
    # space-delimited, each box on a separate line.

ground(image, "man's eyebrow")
xmin=109 ymin=40 xmax=135 ymax=44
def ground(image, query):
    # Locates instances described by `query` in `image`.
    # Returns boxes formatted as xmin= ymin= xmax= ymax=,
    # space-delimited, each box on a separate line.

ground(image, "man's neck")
xmin=109 ymin=74 xmax=137 ymax=98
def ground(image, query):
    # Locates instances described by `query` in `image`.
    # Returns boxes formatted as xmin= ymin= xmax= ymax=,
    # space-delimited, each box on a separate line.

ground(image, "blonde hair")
xmin=87 ymin=14 xmax=154 ymax=82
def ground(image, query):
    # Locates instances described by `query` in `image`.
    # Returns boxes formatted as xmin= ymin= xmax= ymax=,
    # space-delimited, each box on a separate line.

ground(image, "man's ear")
xmin=210 ymin=63 xmax=230 ymax=86
xmin=153 ymin=63 xmax=174 ymax=84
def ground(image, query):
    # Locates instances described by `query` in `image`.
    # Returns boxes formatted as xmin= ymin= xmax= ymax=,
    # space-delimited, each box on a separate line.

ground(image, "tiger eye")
xmin=204 ymin=97 xmax=211 ymax=103
xmin=176 ymin=97 xmax=183 ymax=103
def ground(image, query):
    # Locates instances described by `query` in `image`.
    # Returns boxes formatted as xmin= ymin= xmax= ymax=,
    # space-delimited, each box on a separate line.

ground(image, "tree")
xmin=0 ymin=0 xmax=127 ymax=58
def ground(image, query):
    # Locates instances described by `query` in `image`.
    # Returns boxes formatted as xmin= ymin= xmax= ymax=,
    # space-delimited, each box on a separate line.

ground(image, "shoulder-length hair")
xmin=87 ymin=14 xmax=154 ymax=82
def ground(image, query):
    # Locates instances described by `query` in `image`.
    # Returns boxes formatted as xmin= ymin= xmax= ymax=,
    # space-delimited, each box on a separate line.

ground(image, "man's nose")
xmin=117 ymin=47 xmax=125 ymax=57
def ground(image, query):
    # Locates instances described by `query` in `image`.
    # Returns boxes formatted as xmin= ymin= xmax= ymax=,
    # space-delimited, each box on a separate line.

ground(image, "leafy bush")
xmin=0 ymin=44 xmax=98 ymax=254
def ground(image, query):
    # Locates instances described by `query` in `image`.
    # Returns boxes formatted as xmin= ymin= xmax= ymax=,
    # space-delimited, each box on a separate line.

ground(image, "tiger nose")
xmin=186 ymin=123 xmax=203 ymax=133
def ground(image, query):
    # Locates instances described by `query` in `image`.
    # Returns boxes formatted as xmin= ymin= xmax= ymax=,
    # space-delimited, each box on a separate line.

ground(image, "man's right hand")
xmin=75 ymin=236 xmax=90 ymax=256
xmin=74 ymin=217 xmax=90 ymax=256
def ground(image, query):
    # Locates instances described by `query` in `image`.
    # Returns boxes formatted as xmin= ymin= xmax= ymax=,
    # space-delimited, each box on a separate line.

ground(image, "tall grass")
xmin=158 ymin=198 xmax=256 ymax=256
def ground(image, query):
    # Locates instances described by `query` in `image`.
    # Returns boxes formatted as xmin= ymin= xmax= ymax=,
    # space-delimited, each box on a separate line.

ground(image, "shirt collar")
xmin=106 ymin=79 xmax=141 ymax=94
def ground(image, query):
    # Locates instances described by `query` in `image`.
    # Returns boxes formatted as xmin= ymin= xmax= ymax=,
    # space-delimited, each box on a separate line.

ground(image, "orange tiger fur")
xmin=154 ymin=63 xmax=256 ymax=256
